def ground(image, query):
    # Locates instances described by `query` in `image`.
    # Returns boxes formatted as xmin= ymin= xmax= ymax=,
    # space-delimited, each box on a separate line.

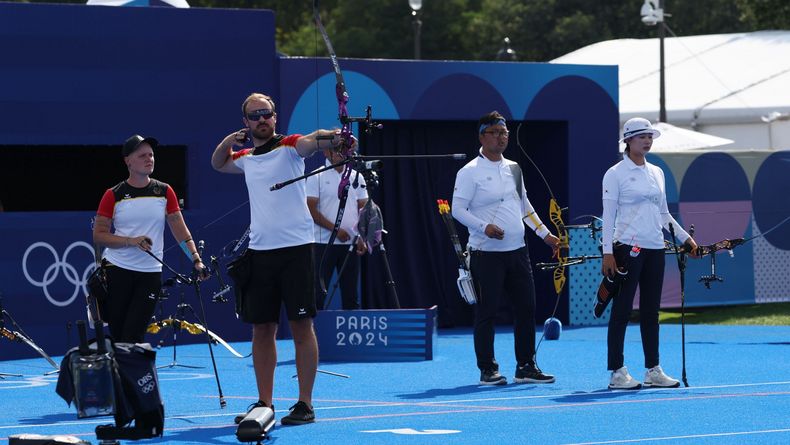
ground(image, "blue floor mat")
xmin=2 ymin=324 xmax=789 ymax=444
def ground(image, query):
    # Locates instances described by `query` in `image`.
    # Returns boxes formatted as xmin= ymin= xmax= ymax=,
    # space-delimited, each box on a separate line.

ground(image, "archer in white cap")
xmin=600 ymin=117 xmax=698 ymax=390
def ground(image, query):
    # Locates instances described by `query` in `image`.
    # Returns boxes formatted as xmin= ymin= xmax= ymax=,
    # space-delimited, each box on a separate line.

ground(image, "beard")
xmin=250 ymin=123 xmax=274 ymax=140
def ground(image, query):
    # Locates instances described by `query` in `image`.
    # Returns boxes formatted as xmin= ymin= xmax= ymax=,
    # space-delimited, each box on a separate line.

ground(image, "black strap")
xmin=509 ymin=163 xmax=524 ymax=201
xmin=92 ymin=243 xmax=105 ymax=269
xmin=252 ymin=134 xmax=285 ymax=155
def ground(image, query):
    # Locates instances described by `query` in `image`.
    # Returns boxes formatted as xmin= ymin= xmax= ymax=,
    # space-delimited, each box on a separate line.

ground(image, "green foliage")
xmin=8 ymin=0 xmax=790 ymax=60
xmin=737 ymin=0 xmax=790 ymax=30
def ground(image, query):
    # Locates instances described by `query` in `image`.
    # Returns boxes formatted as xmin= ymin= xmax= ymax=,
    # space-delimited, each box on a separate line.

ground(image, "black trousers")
xmin=104 ymin=265 xmax=161 ymax=343
xmin=607 ymin=246 xmax=665 ymax=370
xmin=313 ymin=243 xmax=360 ymax=310
xmin=470 ymin=246 xmax=536 ymax=371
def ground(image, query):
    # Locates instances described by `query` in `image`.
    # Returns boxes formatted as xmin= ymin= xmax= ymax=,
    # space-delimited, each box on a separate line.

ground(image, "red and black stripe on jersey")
xmin=231 ymin=134 xmax=296 ymax=160
xmin=97 ymin=178 xmax=180 ymax=272
xmin=252 ymin=134 xmax=285 ymax=155
xmin=230 ymin=133 xmax=314 ymax=250
xmin=98 ymin=179 xmax=180 ymax=217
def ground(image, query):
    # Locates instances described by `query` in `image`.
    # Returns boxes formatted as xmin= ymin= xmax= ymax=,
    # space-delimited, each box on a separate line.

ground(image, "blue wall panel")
xmin=0 ymin=3 xmax=278 ymax=360
xmin=0 ymin=3 xmax=619 ymax=360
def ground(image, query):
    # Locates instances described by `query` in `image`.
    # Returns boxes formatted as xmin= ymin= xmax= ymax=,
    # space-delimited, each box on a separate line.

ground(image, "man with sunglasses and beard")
xmin=212 ymin=92 xmax=349 ymax=426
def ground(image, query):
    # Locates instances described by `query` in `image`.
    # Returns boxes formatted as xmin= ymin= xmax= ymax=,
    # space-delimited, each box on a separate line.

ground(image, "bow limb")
xmin=312 ymin=1 xmax=352 ymax=157
xmin=1 ymin=327 xmax=58 ymax=369
xmin=549 ymin=199 xmax=567 ymax=295
xmin=549 ymin=198 xmax=570 ymax=294
xmin=551 ymin=266 xmax=566 ymax=295
xmin=516 ymin=122 xmax=570 ymax=295
xmin=669 ymin=213 xmax=790 ymax=257
xmin=313 ymin=1 xmax=354 ymax=296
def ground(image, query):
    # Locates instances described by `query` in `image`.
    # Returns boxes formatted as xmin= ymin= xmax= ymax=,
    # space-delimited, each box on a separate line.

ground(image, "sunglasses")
xmin=245 ymin=109 xmax=274 ymax=121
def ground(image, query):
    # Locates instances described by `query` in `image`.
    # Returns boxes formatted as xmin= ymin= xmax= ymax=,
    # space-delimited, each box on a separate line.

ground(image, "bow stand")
xmin=0 ymin=291 xmax=59 ymax=376
xmin=142 ymin=249 xmax=227 ymax=408
xmin=668 ymin=222 xmax=693 ymax=387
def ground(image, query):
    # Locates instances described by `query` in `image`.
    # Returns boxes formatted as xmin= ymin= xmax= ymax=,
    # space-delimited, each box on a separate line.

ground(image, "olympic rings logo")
xmin=138 ymin=372 xmax=156 ymax=394
xmin=141 ymin=382 xmax=156 ymax=394
xmin=22 ymin=241 xmax=96 ymax=307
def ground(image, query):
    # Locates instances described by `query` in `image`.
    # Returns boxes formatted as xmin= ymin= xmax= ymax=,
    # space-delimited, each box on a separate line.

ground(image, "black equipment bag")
xmin=59 ymin=346 xmax=118 ymax=418
xmin=56 ymin=325 xmax=163 ymax=438
xmin=56 ymin=321 xmax=118 ymax=419
xmin=111 ymin=342 xmax=164 ymax=436
xmin=226 ymin=249 xmax=252 ymax=319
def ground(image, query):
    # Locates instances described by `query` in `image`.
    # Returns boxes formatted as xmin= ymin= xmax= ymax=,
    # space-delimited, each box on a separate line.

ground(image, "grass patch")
xmin=657 ymin=302 xmax=790 ymax=325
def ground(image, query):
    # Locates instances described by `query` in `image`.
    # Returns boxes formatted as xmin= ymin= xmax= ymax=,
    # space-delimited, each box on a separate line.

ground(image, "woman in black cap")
xmin=92 ymin=135 xmax=206 ymax=343
xmin=601 ymin=118 xmax=698 ymax=390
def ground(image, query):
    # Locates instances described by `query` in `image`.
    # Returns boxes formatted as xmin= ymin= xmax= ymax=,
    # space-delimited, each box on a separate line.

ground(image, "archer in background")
xmin=93 ymin=134 xmax=206 ymax=343
xmin=602 ymin=118 xmax=698 ymax=390
xmin=306 ymin=147 xmax=368 ymax=310
xmin=452 ymin=111 xmax=560 ymax=386
xmin=211 ymin=92 xmax=347 ymax=426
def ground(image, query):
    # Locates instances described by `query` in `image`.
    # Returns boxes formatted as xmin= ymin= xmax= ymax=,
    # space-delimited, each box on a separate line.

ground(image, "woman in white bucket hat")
xmin=600 ymin=118 xmax=698 ymax=390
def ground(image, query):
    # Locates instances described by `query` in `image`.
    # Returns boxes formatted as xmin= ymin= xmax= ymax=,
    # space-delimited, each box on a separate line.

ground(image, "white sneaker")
xmin=644 ymin=365 xmax=680 ymax=388
xmin=608 ymin=366 xmax=642 ymax=390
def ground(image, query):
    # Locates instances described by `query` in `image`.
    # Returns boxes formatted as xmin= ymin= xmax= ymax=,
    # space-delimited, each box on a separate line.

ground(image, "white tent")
xmin=552 ymin=31 xmax=790 ymax=150
xmin=622 ymin=122 xmax=734 ymax=152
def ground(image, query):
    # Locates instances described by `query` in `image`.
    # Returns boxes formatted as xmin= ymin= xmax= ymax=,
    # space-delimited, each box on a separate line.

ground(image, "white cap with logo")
xmin=619 ymin=117 xmax=661 ymax=143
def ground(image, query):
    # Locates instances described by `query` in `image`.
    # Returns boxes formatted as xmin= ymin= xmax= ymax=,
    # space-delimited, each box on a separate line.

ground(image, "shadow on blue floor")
xmin=1 ymin=324 xmax=789 ymax=445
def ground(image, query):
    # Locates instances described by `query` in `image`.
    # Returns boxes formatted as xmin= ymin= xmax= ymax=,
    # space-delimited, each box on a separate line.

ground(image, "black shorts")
xmin=241 ymin=243 xmax=316 ymax=324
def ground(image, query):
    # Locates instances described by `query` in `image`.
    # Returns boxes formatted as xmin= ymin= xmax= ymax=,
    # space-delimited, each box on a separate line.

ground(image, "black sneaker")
xmin=479 ymin=368 xmax=507 ymax=385
xmin=280 ymin=401 xmax=315 ymax=425
xmin=514 ymin=363 xmax=555 ymax=384
xmin=234 ymin=401 xmax=273 ymax=424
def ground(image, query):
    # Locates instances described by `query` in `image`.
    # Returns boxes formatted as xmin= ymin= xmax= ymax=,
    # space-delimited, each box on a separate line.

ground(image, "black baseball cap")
xmin=123 ymin=134 xmax=159 ymax=157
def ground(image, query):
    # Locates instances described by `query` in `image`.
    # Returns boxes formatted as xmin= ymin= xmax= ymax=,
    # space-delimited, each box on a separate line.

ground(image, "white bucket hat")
xmin=619 ymin=117 xmax=661 ymax=143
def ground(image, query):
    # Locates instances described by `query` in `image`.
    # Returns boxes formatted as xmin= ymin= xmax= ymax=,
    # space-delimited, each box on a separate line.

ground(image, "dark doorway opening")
xmin=358 ymin=119 xmax=569 ymax=326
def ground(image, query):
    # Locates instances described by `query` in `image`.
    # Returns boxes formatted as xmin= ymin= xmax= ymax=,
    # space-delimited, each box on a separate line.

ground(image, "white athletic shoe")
xmin=644 ymin=365 xmax=680 ymax=388
xmin=608 ymin=366 xmax=642 ymax=390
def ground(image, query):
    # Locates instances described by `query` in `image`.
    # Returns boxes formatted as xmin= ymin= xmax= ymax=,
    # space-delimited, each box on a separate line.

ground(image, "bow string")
xmin=313 ymin=1 xmax=360 ymax=297
xmin=515 ymin=123 xmax=569 ymax=295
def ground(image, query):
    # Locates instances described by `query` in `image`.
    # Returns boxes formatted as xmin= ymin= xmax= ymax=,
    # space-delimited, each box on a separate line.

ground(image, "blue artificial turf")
xmin=1 ymin=324 xmax=789 ymax=444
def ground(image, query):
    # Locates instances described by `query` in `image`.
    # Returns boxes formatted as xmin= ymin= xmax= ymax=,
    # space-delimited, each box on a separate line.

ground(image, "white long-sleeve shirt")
xmin=601 ymin=154 xmax=689 ymax=254
xmin=452 ymin=151 xmax=549 ymax=252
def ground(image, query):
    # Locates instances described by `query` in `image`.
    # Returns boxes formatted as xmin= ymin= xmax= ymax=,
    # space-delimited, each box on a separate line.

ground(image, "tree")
xmin=6 ymin=0 xmax=785 ymax=61
xmin=737 ymin=0 xmax=790 ymax=30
